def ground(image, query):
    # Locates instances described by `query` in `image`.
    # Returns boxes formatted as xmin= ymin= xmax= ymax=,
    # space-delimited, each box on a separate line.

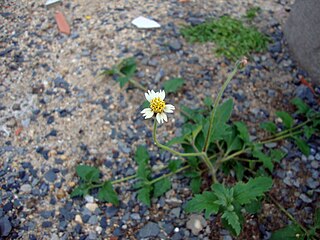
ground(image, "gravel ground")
xmin=0 ymin=0 xmax=319 ymax=239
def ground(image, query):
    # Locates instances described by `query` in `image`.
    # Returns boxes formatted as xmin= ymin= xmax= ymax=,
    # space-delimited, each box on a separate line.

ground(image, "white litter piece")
xmin=131 ymin=16 xmax=161 ymax=29
xmin=45 ymin=0 xmax=62 ymax=8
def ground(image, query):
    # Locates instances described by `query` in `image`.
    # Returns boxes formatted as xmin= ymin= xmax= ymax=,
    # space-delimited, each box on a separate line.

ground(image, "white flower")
xmin=141 ymin=90 xmax=175 ymax=124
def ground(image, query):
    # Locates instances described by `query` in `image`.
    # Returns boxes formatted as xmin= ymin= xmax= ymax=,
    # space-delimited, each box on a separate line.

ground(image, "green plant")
xmin=270 ymin=207 xmax=320 ymax=240
xmin=245 ymin=7 xmax=261 ymax=21
xmin=73 ymin=58 xmax=320 ymax=236
xmin=181 ymin=16 xmax=269 ymax=61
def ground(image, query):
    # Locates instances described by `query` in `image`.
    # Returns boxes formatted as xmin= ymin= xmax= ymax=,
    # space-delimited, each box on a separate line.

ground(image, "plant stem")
xmin=203 ymin=61 xmax=241 ymax=152
xmin=129 ymin=79 xmax=147 ymax=91
xmin=148 ymin=165 xmax=190 ymax=185
xmin=111 ymin=174 xmax=137 ymax=185
xmin=259 ymin=130 xmax=304 ymax=145
xmin=268 ymin=194 xmax=309 ymax=235
xmin=234 ymin=157 xmax=262 ymax=163
xmin=219 ymin=149 xmax=247 ymax=163
xmin=271 ymin=120 xmax=310 ymax=138
xmin=153 ymin=121 xmax=206 ymax=157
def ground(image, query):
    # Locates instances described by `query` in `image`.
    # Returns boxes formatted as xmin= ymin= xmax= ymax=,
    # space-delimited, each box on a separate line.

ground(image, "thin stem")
xmin=259 ymin=130 xmax=303 ymax=145
xmin=234 ymin=157 xmax=262 ymax=163
xmin=191 ymin=142 xmax=217 ymax=182
xmin=111 ymin=174 xmax=137 ymax=184
xmin=268 ymin=194 xmax=309 ymax=235
xmin=220 ymin=149 xmax=247 ymax=163
xmin=129 ymin=79 xmax=147 ymax=91
xmin=203 ymin=62 xmax=241 ymax=152
xmin=148 ymin=165 xmax=190 ymax=185
xmin=153 ymin=120 xmax=206 ymax=157
xmin=270 ymin=120 xmax=310 ymax=138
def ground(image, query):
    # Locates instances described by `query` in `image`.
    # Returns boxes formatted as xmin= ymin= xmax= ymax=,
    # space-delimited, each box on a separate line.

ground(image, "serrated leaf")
xmin=244 ymin=199 xmax=261 ymax=214
xmin=212 ymin=183 xmax=234 ymax=208
xmin=119 ymin=57 xmax=136 ymax=77
xmin=276 ymin=111 xmax=294 ymax=129
xmin=76 ymin=165 xmax=100 ymax=182
xmin=137 ymin=164 xmax=151 ymax=180
xmin=163 ymin=78 xmax=185 ymax=93
xmin=118 ymin=76 xmax=130 ymax=88
xmin=225 ymin=127 xmax=243 ymax=154
xmin=234 ymin=121 xmax=250 ymax=143
xmin=168 ymin=160 xmax=182 ymax=173
xmin=97 ymin=181 xmax=119 ymax=206
xmin=70 ymin=183 xmax=90 ymax=198
xmin=208 ymin=98 xmax=234 ymax=142
xmin=204 ymin=97 xmax=213 ymax=108
xmin=153 ymin=178 xmax=171 ymax=198
xmin=184 ymin=191 xmax=219 ymax=218
xmin=260 ymin=121 xmax=277 ymax=134
xmin=304 ymin=126 xmax=315 ymax=140
xmin=234 ymin=162 xmax=244 ymax=181
xmin=314 ymin=208 xmax=320 ymax=229
xmin=222 ymin=211 xmax=241 ymax=236
xmin=291 ymin=97 xmax=310 ymax=115
xmin=253 ymin=150 xmax=273 ymax=171
xmin=190 ymin=177 xmax=201 ymax=194
xmin=234 ymin=177 xmax=273 ymax=205
xmin=135 ymin=146 xmax=149 ymax=165
xmin=270 ymin=149 xmax=286 ymax=163
xmin=138 ymin=185 xmax=152 ymax=206
xmin=192 ymin=124 xmax=203 ymax=140
xmin=292 ymin=136 xmax=310 ymax=156
xmin=270 ymin=224 xmax=304 ymax=240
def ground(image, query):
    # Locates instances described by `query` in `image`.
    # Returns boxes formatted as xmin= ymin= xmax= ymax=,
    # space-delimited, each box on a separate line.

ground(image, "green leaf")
xmin=141 ymin=100 xmax=150 ymax=109
xmin=234 ymin=177 xmax=273 ymax=205
xmin=234 ymin=121 xmax=250 ymax=143
xmin=276 ymin=111 xmax=294 ymax=129
xmin=119 ymin=57 xmax=137 ymax=77
xmin=184 ymin=191 xmax=219 ymax=218
xmin=292 ymin=136 xmax=310 ymax=156
xmin=234 ymin=162 xmax=244 ymax=181
xmin=253 ymin=150 xmax=273 ymax=171
xmin=212 ymin=183 xmax=234 ymax=208
xmin=70 ymin=183 xmax=90 ymax=198
xmin=163 ymin=78 xmax=185 ymax=93
xmin=270 ymin=224 xmax=304 ymax=240
xmin=168 ymin=160 xmax=182 ymax=173
xmin=270 ymin=149 xmax=286 ymax=163
xmin=304 ymin=126 xmax=316 ymax=140
xmin=244 ymin=199 xmax=261 ymax=214
xmin=314 ymin=208 xmax=320 ymax=229
xmin=135 ymin=146 xmax=149 ymax=165
xmin=97 ymin=181 xmax=119 ymax=206
xmin=190 ymin=177 xmax=201 ymax=194
xmin=260 ymin=121 xmax=277 ymax=134
xmin=222 ymin=211 xmax=241 ymax=236
xmin=204 ymin=97 xmax=213 ymax=108
xmin=76 ymin=165 xmax=100 ymax=182
xmin=153 ymin=178 xmax=171 ymax=198
xmin=117 ymin=76 xmax=130 ymax=88
xmin=291 ymin=97 xmax=310 ymax=115
xmin=225 ymin=127 xmax=243 ymax=154
xmin=209 ymin=98 xmax=234 ymax=142
xmin=138 ymin=185 xmax=152 ymax=206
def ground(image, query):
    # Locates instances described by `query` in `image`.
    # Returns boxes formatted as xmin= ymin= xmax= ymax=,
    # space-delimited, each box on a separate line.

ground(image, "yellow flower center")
xmin=150 ymin=97 xmax=165 ymax=113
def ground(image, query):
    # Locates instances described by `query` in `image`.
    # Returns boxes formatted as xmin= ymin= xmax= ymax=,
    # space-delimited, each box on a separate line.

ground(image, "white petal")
xmin=156 ymin=113 xmax=163 ymax=124
xmin=164 ymin=104 xmax=175 ymax=113
xmin=145 ymin=92 xmax=152 ymax=102
xmin=141 ymin=108 xmax=154 ymax=119
xmin=160 ymin=112 xmax=167 ymax=122
xmin=159 ymin=90 xmax=165 ymax=100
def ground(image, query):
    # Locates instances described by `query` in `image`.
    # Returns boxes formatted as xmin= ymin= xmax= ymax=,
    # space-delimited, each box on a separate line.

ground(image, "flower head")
xmin=141 ymin=90 xmax=175 ymax=124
